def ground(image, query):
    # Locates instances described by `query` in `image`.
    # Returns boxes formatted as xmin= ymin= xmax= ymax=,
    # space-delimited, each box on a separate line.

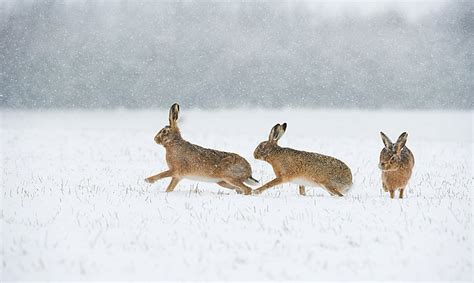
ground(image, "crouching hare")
xmin=253 ymin=123 xmax=353 ymax=196
xmin=145 ymin=103 xmax=258 ymax=195
xmin=379 ymin=132 xmax=415 ymax=199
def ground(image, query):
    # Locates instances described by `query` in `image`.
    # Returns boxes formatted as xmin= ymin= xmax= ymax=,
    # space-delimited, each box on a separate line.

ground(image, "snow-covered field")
xmin=1 ymin=109 xmax=472 ymax=281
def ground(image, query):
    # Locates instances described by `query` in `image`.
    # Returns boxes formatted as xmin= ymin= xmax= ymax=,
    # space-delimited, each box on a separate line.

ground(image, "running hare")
xmin=379 ymin=132 xmax=414 ymax=199
xmin=253 ymin=123 xmax=352 ymax=196
xmin=145 ymin=103 xmax=258 ymax=195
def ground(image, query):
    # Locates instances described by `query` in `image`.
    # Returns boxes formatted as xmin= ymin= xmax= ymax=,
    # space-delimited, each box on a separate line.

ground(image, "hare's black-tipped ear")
xmin=268 ymin=123 xmax=280 ymax=142
xmin=395 ymin=132 xmax=408 ymax=155
xmin=380 ymin=131 xmax=392 ymax=149
xmin=169 ymin=103 xmax=180 ymax=128
xmin=269 ymin=122 xmax=287 ymax=142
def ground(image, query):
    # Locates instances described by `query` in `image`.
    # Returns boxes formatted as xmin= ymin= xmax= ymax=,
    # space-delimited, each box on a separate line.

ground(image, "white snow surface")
xmin=1 ymin=109 xmax=472 ymax=281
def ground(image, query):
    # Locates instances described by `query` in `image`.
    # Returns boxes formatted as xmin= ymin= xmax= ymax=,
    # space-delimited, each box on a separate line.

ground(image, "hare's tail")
xmin=244 ymin=176 xmax=259 ymax=186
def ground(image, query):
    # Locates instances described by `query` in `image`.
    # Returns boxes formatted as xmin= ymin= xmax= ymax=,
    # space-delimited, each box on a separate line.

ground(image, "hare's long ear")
xmin=169 ymin=103 xmax=180 ymax=128
xmin=269 ymin=123 xmax=287 ymax=143
xmin=380 ymin=132 xmax=392 ymax=149
xmin=395 ymin=132 xmax=408 ymax=155
xmin=279 ymin=123 xmax=287 ymax=138
xmin=268 ymin=124 xmax=280 ymax=142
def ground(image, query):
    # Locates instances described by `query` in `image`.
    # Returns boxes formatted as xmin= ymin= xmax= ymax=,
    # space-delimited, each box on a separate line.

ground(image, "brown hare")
xmin=145 ymin=103 xmax=258 ymax=195
xmin=379 ymin=132 xmax=415 ymax=199
xmin=253 ymin=123 xmax=353 ymax=196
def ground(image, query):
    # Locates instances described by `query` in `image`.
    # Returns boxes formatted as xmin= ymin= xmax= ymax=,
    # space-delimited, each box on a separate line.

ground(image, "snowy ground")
xmin=1 ymin=109 xmax=472 ymax=281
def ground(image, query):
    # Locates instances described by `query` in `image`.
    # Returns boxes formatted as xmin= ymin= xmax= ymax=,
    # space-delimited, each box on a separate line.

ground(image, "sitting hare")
xmin=379 ymin=132 xmax=415 ymax=199
xmin=253 ymin=123 xmax=352 ymax=196
xmin=145 ymin=103 xmax=258 ymax=195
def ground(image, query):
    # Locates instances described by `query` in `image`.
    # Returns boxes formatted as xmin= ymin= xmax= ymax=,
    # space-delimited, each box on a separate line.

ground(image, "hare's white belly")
xmin=185 ymin=175 xmax=221 ymax=183
xmin=291 ymin=178 xmax=321 ymax=187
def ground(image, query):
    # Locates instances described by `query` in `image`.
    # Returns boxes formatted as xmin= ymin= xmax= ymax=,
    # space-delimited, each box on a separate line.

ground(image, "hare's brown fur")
xmin=253 ymin=123 xmax=352 ymax=196
xmin=145 ymin=104 xmax=256 ymax=195
xmin=379 ymin=132 xmax=415 ymax=199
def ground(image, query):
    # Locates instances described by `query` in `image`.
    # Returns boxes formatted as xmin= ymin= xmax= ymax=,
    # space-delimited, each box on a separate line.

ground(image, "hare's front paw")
xmin=145 ymin=177 xmax=156 ymax=184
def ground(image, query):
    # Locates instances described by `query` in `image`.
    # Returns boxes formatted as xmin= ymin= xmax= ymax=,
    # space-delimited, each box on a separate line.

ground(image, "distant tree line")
xmin=1 ymin=0 xmax=472 ymax=109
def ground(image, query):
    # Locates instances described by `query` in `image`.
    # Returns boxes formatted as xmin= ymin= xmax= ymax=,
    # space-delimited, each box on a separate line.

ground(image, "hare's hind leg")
xmin=399 ymin=188 xmax=405 ymax=199
xmin=323 ymin=184 xmax=344 ymax=197
xmin=299 ymin=185 xmax=306 ymax=196
xmin=145 ymin=170 xmax=173 ymax=183
xmin=225 ymin=179 xmax=252 ymax=195
xmin=165 ymin=177 xmax=181 ymax=192
xmin=253 ymin=177 xmax=284 ymax=195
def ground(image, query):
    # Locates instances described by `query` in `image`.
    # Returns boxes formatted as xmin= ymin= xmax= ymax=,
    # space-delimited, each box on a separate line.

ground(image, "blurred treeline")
xmin=1 ymin=0 xmax=472 ymax=109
